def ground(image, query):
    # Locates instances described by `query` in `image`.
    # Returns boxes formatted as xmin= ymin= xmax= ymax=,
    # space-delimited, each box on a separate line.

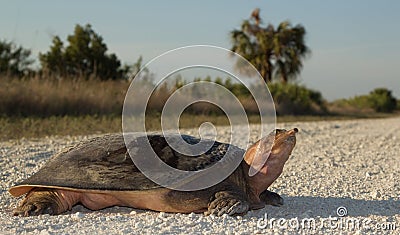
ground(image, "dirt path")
xmin=0 ymin=117 xmax=399 ymax=234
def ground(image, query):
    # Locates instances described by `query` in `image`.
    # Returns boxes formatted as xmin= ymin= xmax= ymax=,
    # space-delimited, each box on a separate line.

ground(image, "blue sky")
xmin=1 ymin=0 xmax=399 ymax=100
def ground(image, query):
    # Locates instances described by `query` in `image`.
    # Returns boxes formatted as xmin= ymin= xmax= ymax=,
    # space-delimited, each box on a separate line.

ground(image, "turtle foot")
xmin=205 ymin=192 xmax=249 ymax=216
xmin=13 ymin=200 xmax=56 ymax=216
xmin=260 ymin=190 xmax=283 ymax=206
xmin=13 ymin=188 xmax=61 ymax=216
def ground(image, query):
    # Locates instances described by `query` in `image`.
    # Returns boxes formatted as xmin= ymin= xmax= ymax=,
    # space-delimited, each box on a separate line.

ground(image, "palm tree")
xmin=230 ymin=8 xmax=310 ymax=83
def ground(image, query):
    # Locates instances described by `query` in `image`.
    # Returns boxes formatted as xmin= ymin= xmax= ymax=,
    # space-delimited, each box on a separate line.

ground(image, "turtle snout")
xmin=287 ymin=128 xmax=298 ymax=135
xmin=286 ymin=128 xmax=297 ymax=143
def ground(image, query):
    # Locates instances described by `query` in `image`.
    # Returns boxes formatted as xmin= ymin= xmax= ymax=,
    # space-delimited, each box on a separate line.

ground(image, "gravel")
xmin=0 ymin=117 xmax=399 ymax=234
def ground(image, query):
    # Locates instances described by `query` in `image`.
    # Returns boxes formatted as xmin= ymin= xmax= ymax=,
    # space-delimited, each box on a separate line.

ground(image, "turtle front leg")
xmin=205 ymin=190 xmax=250 ymax=216
xmin=259 ymin=189 xmax=283 ymax=206
xmin=13 ymin=188 xmax=79 ymax=216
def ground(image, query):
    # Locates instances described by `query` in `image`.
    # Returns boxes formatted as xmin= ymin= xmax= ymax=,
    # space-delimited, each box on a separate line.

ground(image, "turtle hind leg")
xmin=259 ymin=190 xmax=284 ymax=206
xmin=13 ymin=188 xmax=78 ymax=216
xmin=205 ymin=191 xmax=250 ymax=216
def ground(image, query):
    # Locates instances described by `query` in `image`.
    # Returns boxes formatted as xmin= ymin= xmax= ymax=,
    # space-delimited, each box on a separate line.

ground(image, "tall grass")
xmin=0 ymin=77 xmax=265 ymax=117
xmin=1 ymin=76 xmax=397 ymax=140
xmin=0 ymin=77 xmax=128 ymax=117
xmin=2 ymin=76 xmax=396 ymax=118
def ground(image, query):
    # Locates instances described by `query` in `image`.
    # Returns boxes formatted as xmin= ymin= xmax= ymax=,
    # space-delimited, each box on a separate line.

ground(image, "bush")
xmin=330 ymin=88 xmax=397 ymax=114
xmin=268 ymin=83 xmax=326 ymax=115
xmin=183 ymin=78 xmax=327 ymax=115
xmin=368 ymin=88 xmax=397 ymax=113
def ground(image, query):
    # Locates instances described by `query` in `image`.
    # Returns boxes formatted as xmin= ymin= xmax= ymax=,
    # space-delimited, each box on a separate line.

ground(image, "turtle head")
xmin=244 ymin=128 xmax=297 ymax=177
xmin=270 ymin=128 xmax=297 ymax=157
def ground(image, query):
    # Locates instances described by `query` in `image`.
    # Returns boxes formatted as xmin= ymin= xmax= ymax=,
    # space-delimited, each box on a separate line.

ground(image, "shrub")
xmin=267 ymin=83 xmax=326 ymax=115
xmin=367 ymin=88 xmax=397 ymax=113
xmin=330 ymin=88 xmax=397 ymax=114
xmin=181 ymin=78 xmax=327 ymax=115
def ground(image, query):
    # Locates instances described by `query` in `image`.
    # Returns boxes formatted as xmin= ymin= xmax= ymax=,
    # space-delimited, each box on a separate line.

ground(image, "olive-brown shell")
xmin=9 ymin=134 xmax=244 ymax=197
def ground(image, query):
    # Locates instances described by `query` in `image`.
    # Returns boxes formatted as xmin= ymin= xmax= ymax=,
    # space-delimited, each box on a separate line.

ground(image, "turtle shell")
xmin=9 ymin=134 xmax=245 ymax=197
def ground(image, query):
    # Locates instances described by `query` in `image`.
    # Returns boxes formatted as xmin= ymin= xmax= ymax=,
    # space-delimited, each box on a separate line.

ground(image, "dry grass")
xmin=0 ymin=77 xmax=128 ymax=117
xmin=0 ymin=77 xmax=262 ymax=117
xmin=0 ymin=114 xmax=246 ymax=141
xmin=1 ymin=76 xmax=397 ymax=141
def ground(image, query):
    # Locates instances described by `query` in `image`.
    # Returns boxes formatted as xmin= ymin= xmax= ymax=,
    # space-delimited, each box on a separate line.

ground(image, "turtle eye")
xmin=275 ymin=129 xmax=286 ymax=134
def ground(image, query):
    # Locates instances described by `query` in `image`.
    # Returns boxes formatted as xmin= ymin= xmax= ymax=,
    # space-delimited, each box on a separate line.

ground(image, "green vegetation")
xmin=39 ymin=24 xmax=123 ymax=80
xmin=0 ymin=40 xmax=33 ymax=77
xmin=0 ymin=9 xmax=398 ymax=141
xmin=0 ymin=75 xmax=396 ymax=141
xmin=0 ymin=76 xmax=396 ymax=118
xmin=368 ymin=88 xmax=397 ymax=112
xmin=1 ymin=24 xmax=138 ymax=80
xmin=0 ymin=115 xmax=121 ymax=141
xmin=268 ymin=83 xmax=326 ymax=115
xmin=230 ymin=8 xmax=309 ymax=83
xmin=331 ymin=88 xmax=397 ymax=114
xmin=195 ymin=78 xmax=327 ymax=115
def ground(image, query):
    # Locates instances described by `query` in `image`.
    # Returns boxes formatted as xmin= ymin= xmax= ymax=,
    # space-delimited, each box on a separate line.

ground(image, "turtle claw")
xmin=13 ymin=201 xmax=55 ymax=216
xmin=260 ymin=190 xmax=284 ymax=206
xmin=224 ymin=201 xmax=249 ymax=216
xmin=206 ymin=194 xmax=249 ymax=216
xmin=13 ymin=189 xmax=61 ymax=216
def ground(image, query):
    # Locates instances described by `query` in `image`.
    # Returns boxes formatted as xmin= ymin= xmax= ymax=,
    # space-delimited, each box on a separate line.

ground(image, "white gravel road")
xmin=0 ymin=117 xmax=399 ymax=234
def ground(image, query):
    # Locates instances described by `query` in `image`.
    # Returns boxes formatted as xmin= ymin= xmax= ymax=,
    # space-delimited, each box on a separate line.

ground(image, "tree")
xmin=0 ymin=40 xmax=33 ymax=77
xmin=120 ymin=56 xmax=148 ymax=80
xmin=230 ymin=8 xmax=310 ymax=83
xmin=40 ymin=24 xmax=122 ymax=80
xmin=39 ymin=36 xmax=65 ymax=76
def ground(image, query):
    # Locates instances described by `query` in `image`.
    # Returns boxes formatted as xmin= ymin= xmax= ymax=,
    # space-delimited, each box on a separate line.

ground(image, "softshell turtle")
xmin=10 ymin=128 xmax=297 ymax=216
